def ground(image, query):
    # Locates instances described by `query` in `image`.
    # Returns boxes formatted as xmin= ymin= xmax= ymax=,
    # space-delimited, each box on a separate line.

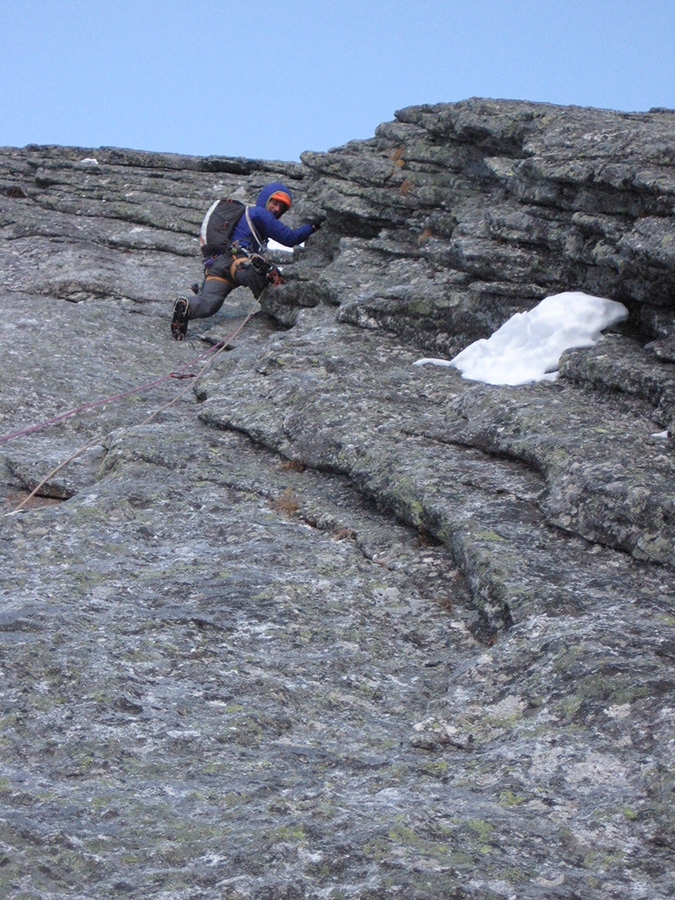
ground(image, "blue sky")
xmin=1 ymin=0 xmax=673 ymax=162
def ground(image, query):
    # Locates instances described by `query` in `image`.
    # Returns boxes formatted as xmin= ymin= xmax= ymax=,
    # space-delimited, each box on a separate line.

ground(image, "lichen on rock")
xmin=1 ymin=99 xmax=675 ymax=898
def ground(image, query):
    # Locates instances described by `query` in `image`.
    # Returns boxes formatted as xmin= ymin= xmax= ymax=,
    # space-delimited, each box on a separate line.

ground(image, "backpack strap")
xmin=244 ymin=206 xmax=266 ymax=253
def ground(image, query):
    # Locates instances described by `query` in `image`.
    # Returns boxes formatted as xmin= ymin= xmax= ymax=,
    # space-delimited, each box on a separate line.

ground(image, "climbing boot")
xmin=171 ymin=297 xmax=190 ymax=341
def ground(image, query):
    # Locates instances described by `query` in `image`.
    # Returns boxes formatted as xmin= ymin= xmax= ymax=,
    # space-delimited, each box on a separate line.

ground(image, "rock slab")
xmin=1 ymin=99 xmax=675 ymax=899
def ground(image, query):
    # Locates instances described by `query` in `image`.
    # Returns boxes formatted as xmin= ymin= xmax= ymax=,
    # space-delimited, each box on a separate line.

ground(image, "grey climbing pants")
xmin=186 ymin=253 xmax=269 ymax=320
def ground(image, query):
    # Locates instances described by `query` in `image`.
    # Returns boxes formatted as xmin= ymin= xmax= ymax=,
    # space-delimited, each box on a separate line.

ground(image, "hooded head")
xmin=256 ymin=182 xmax=292 ymax=214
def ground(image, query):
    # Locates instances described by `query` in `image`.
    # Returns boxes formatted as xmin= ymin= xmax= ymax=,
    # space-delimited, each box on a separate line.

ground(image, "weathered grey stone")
xmin=300 ymin=97 xmax=675 ymax=342
xmin=1 ymin=98 xmax=675 ymax=899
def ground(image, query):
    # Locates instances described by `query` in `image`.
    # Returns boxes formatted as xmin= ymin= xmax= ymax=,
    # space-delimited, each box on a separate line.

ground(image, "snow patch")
xmin=415 ymin=291 xmax=628 ymax=386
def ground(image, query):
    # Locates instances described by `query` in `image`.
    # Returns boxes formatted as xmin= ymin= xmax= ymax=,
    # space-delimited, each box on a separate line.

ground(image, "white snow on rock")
xmin=414 ymin=291 xmax=629 ymax=386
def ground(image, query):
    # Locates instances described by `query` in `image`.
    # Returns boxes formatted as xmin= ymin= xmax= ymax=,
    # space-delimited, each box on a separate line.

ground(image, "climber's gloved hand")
xmin=309 ymin=214 xmax=326 ymax=232
xmin=251 ymin=255 xmax=272 ymax=276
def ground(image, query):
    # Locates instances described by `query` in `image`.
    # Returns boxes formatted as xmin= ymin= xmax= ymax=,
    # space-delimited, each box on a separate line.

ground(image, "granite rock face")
xmin=298 ymin=99 xmax=675 ymax=353
xmin=1 ymin=98 xmax=675 ymax=899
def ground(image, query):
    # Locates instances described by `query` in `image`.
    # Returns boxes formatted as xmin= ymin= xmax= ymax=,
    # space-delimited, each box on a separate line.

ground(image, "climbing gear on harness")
xmin=230 ymin=246 xmax=283 ymax=283
xmin=171 ymin=297 xmax=190 ymax=341
xmin=267 ymin=266 xmax=284 ymax=286
xmin=251 ymin=254 xmax=284 ymax=286
xmin=251 ymin=255 xmax=272 ymax=276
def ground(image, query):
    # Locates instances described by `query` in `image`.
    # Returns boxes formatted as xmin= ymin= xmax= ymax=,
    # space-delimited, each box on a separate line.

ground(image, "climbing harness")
xmin=229 ymin=244 xmax=283 ymax=286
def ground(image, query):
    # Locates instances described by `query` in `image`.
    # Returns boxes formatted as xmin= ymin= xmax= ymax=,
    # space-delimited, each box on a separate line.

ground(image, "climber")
xmin=171 ymin=181 xmax=324 ymax=340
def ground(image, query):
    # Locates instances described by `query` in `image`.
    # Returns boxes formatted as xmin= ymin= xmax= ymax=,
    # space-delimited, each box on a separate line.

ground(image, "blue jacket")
xmin=230 ymin=181 xmax=313 ymax=251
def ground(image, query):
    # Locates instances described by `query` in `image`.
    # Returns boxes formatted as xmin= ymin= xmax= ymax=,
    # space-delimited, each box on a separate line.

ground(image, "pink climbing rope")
xmin=0 ymin=336 xmax=228 ymax=445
